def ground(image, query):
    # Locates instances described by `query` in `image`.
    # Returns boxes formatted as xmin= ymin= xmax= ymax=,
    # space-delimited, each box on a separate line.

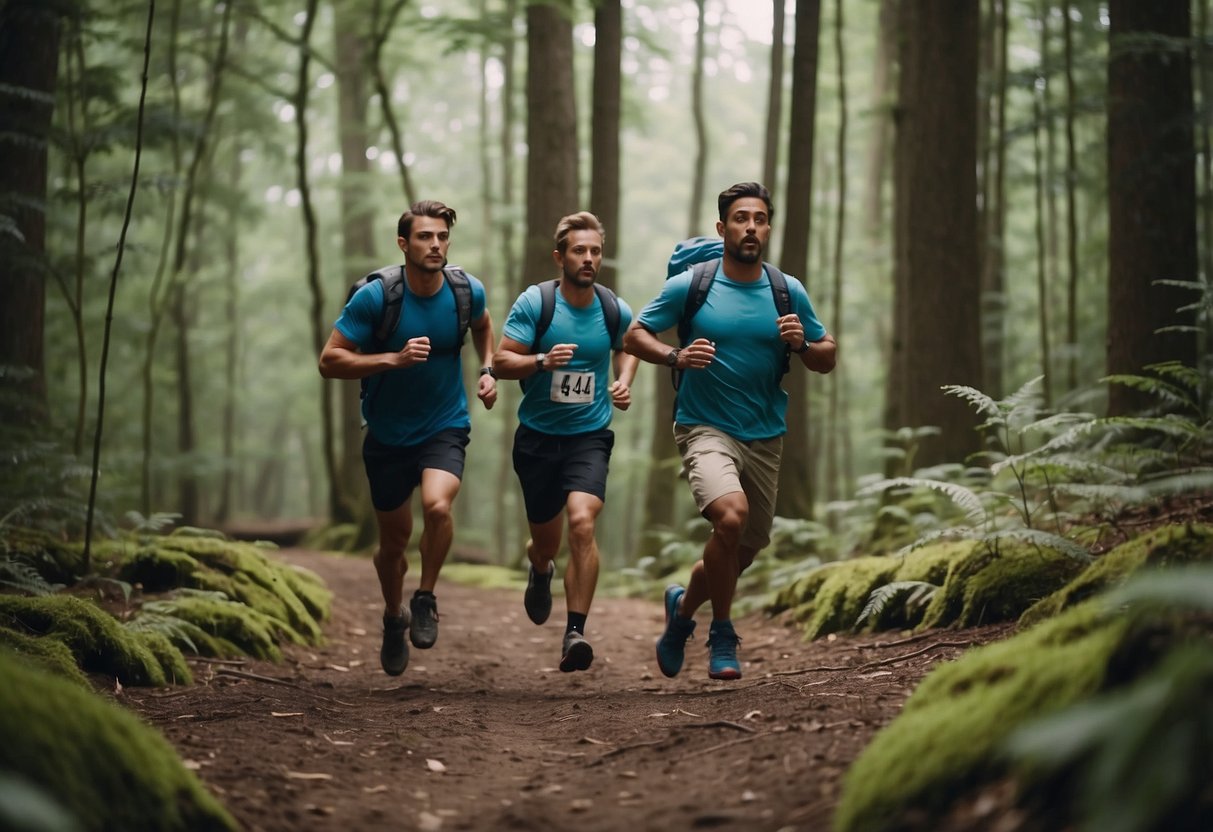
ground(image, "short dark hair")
xmin=398 ymin=200 xmax=457 ymax=239
xmin=717 ymin=182 xmax=774 ymax=223
xmin=554 ymin=211 xmax=606 ymax=254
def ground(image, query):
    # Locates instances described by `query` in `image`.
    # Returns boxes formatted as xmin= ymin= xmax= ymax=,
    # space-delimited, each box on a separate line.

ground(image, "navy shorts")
xmin=362 ymin=427 xmax=470 ymax=512
xmin=512 ymin=425 xmax=614 ymax=524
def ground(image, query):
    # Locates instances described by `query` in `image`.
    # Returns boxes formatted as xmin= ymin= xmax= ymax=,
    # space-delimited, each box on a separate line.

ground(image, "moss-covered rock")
xmin=918 ymin=542 xmax=1085 ymax=630
xmin=769 ymin=541 xmax=981 ymax=639
xmin=0 ymin=632 xmax=90 ymax=689
xmin=835 ymin=601 xmax=1131 ymax=832
xmin=151 ymin=595 xmax=285 ymax=662
xmin=1021 ymin=523 xmax=1213 ymax=626
xmin=0 ymin=595 xmax=167 ymax=685
xmin=130 ymin=629 xmax=193 ymax=685
xmin=0 ymin=652 xmax=236 ymax=831
xmin=0 ymin=527 xmax=87 ymax=585
xmin=118 ymin=536 xmax=330 ymax=641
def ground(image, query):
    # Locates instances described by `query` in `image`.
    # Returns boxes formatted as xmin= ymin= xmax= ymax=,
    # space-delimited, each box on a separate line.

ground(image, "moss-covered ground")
xmin=0 ymin=650 xmax=237 ymax=832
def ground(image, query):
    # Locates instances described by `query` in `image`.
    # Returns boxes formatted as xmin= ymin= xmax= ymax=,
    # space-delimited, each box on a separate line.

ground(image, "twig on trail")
xmin=594 ymin=738 xmax=668 ymax=761
xmin=869 ymin=631 xmax=937 ymax=649
xmin=685 ymin=731 xmax=769 ymax=758
xmin=761 ymin=638 xmax=977 ymax=680
xmin=189 ymin=657 xmax=247 ymax=666
xmin=677 ymin=720 xmax=756 ymax=734
xmin=212 ymin=667 xmax=354 ymax=706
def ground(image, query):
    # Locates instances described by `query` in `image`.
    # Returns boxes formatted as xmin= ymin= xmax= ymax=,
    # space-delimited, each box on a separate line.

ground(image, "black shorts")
xmin=362 ymin=427 xmax=470 ymax=512
xmin=512 ymin=425 xmax=615 ymax=524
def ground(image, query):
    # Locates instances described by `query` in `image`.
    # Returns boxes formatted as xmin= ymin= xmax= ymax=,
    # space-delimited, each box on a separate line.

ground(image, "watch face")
xmin=666 ymin=349 xmax=679 ymax=367
xmin=536 ymin=352 xmax=546 ymax=367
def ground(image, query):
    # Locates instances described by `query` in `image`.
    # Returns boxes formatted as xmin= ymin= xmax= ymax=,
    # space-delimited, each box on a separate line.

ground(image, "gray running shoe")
xmin=380 ymin=610 xmax=410 ymax=676
xmin=524 ymin=562 xmax=554 ymax=625
xmin=409 ymin=592 xmax=439 ymax=649
xmin=559 ymin=630 xmax=594 ymax=673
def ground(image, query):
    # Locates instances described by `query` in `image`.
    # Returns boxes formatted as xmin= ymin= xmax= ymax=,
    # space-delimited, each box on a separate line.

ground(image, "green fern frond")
xmin=1102 ymin=375 xmax=1197 ymax=412
xmin=980 ymin=528 xmax=1092 ymax=563
xmin=1020 ymin=411 xmax=1097 ymax=436
xmin=1143 ymin=361 xmax=1204 ymax=391
xmin=1004 ymin=375 xmax=1046 ymax=411
xmin=857 ymin=580 xmax=940 ymax=625
xmin=1137 ymin=468 xmax=1213 ymax=498
xmin=1047 ymin=482 xmax=1145 ymax=503
xmin=0 ymin=557 xmax=62 ymax=595
xmin=894 ymin=527 xmax=976 ymax=557
xmin=1106 ymin=564 xmax=1213 ymax=612
xmin=860 ymin=477 xmax=986 ymax=525
xmin=124 ymin=611 xmax=200 ymax=654
xmin=942 ymin=384 xmax=1002 ymax=419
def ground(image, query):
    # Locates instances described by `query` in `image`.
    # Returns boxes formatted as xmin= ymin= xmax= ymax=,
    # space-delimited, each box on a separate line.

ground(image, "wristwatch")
xmin=535 ymin=352 xmax=547 ymax=370
xmin=479 ymin=366 xmax=495 ymax=379
xmin=665 ymin=348 xmax=681 ymax=368
xmin=793 ymin=339 xmax=811 ymax=354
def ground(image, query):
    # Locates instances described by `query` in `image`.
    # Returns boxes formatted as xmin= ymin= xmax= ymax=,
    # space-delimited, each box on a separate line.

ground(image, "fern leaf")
xmin=1142 ymin=360 xmax=1204 ymax=391
xmin=1101 ymin=375 xmax=1197 ymax=412
xmin=0 ymin=558 xmax=62 ymax=595
xmin=981 ymin=528 xmax=1092 ymax=563
xmin=857 ymin=581 xmax=941 ymax=625
xmin=942 ymin=384 xmax=1002 ymax=419
xmin=860 ymin=477 xmax=986 ymax=525
xmin=1004 ymin=375 xmax=1046 ymax=412
xmin=1137 ymin=468 xmax=1213 ymax=498
xmin=894 ymin=527 xmax=976 ymax=558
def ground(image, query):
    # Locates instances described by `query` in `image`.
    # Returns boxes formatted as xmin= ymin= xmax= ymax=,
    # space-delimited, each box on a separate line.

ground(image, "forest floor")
xmin=126 ymin=548 xmax=1013 ymax=832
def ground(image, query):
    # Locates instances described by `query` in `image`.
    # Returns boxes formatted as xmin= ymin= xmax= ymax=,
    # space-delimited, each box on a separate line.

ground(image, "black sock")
xmin=567 ymin=612 xmax=587 ymax=635
xmin=414 ymin=589 xmax=435 ymax=599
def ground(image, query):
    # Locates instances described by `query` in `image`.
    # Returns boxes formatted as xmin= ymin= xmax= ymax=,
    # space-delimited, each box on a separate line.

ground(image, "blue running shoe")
xmin=655 ymin=585 xmax=696 ymax=678
xmin=706 ymin=620 xmax=742 ymax=680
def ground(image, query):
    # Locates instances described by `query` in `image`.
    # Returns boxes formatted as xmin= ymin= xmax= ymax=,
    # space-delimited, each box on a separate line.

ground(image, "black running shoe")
xmin=559 ymin=630 xmax=594 ymax=673
xmin=524 ymin=562 xmax=554 ymax=625
xmin=380 ymin=610 xmax=410 ymax=676
xmin=409 ymin=592 xmax=439 ymax=649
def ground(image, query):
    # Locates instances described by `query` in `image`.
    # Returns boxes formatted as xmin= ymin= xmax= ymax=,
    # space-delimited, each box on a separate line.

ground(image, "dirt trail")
xmin=127 ymin=549 xmax=1004 ymax=832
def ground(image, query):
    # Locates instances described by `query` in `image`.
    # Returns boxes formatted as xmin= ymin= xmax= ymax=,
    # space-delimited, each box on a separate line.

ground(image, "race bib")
xmin=550 ymin=370 xmax=594 ymax=404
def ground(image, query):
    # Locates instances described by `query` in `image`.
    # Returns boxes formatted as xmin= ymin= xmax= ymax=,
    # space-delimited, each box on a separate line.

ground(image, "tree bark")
xmin=980 ymin=0 xmax=1008 ymax=400
xmin=0 ymin=0 xmax=61 ymax=427
xmin=1062 ymin=1 xmax=1081 ymax=392
xmin=826 ymin=0 xmax=848 ymax=504
xmin=762 ymin=0 xmax=786 ymax=200
xmin=523 ymin=2 xmax=578 ymax=284
xmin=590 ymin=0 xmax=622 ymax=291
xmin=1107 ymin=0 xmax=1198 ymax=414
xmin=687 ymin=0 xmax=708 ymax=234
xmin=776 ymin=0 xmax=822 ymax=519
xmin=892 ymin=1 xmax=982 ymax=468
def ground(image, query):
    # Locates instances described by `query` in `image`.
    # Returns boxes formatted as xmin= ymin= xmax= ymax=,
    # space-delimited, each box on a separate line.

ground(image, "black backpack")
xmin=346 ymin=264 xmax=473 ymax=407
xmin=521 ymin=279 xmax=622 ymax=391
xmin=667 ymin=239 xmax=793 ymax=386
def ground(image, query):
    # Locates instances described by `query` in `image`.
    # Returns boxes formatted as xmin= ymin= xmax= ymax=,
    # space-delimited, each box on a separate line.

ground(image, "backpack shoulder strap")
xmin=593 ymin=284 xmax=622 ymax=348
xmin=763 ymin=263 xmax=791 ymax=317
xmin=678 ymin=259 xmax=718 ymax=345
xmin=763 ymin=263 xmax=793 ymax=375
xmin=530 ymin=279 xmax=559 ymax=353
xmin=374 ymin=265 xmax=406 ymax=345
xmin=443 ymin=266 xmax=473 ymax=347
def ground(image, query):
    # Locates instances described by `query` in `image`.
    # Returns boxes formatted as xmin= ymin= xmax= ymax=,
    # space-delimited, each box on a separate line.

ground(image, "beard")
xmin=563 ymin=261 xmax=597 ymax=287
xmin=726 ymin=235 xmax=764 ymax=264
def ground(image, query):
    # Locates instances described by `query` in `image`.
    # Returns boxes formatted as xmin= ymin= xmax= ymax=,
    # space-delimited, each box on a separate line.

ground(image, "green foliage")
xmin=856 ymin=580 xmax=937 ymax=625
xmin=0 ymin=633 xmax=91 ymax=689
xmin=0 ymin=652 xmax=237 ymax=832
xmin=1004 ymin=566 xmax=1213 ymax=832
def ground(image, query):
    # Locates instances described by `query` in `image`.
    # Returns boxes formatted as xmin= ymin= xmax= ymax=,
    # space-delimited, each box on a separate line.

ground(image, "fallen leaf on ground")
xmin=426 ymin=758 xmax=447 ymax=773
xmin=271 ymin=712 xmax=304 ymax=718
xmin=327 ymin=664 xmax=349 ymax=672
xmin=285 ymin=771 xmax=332 ymax=781
xmin=362 ymin=785 xmax=388 ymax=794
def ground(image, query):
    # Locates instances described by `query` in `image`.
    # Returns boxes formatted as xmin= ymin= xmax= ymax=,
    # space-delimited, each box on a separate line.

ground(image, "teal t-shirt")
xmin=502 ymin=283 xmax=634 ymax=436
xmin=635 ymin=264 xmax=826 ymax=441
xmin=334 ymin=272 xmax=487 ymax=446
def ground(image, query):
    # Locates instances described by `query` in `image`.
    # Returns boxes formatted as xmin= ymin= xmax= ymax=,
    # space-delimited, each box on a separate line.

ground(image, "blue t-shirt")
xmin=502 ymin=284 xmax=634 ymax=436
xmin=636 ymin=264 xmax=826 ymax=441
xmin=334 ymin=272 xmax=487 ymax=446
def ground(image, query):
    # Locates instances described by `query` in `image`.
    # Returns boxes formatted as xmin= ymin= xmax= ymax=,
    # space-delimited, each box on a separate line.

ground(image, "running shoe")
xmin=559 ymin=630 xmax=594 ymax=672
xmin=409 ymin=592 xmax=439 ymax=649
xmin=655 ymin=584 xmax=697 ymax=678
xmin=380 ymin=610 xmax=410 ymax=676
xmin=706 ymin=620 xmax=742 ymax=680
xmin=524 ymin=562 xmax=554 ymax=625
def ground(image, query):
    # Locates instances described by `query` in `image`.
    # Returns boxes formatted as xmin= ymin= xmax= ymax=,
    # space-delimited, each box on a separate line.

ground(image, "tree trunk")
xmin=1062 ymin=1 xmax=1081 ymax=392
xmin=371 ymin=0 xmax=417 ymax=207
xmin=892 ymin=1 xmax=982 ymax=468
xmin=172 ymin=283 xmax=199 ymax=525
xmin=776 ymin=0 xmax=822 ymax=520
xmin=826 ymin=0 xmax=848 ymax=505
xmin=687 ymin=0 xmax=708 ymax=234
xmin=334 ymin=0 xmax=375 ymax=528
xmin=1107 ymin=0 xmax=1198 ymax=414
xmin=590 ymin=0 xmax=622 ymax=292
xmin=0 ymin=1 xmax=60 ymax=427
xmin=762 ymin=0 xmax=786 ymax=201
xmin=523 ymin=2 xmax=578 ymax=285
xmin=1033 ymin=79 xmax=1053 ymax=407
xmin=980 ymin=0 xmax=1008 ymax=401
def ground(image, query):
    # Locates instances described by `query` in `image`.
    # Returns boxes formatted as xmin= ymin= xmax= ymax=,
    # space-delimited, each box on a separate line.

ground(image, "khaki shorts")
xmin=673 ymin=423 xmax=782 ymax=551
